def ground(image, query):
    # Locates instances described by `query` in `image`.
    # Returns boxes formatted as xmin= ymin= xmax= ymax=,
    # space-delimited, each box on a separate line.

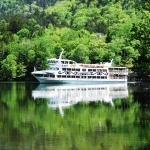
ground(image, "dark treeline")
xmin=0 ymin=0 xmax=150 ymax=80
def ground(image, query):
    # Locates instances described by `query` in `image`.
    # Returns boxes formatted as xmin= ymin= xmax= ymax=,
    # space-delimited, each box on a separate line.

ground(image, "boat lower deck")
xmin=35 ymin=77 xmax=127 ymax=84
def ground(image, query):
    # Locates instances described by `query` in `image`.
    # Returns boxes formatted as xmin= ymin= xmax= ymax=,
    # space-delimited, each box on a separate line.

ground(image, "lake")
xmin=0 ymin=82 xmax=150 ymax=150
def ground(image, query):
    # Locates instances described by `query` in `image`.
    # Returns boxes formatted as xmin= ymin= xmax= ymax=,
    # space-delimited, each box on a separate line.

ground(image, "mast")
xmin=58 ymin=49 xmax=64 ymax=70
xmin=110 ymin=59 xmax=113 ymax=64
xmin=59 ymin=49 xmax=64 ymax=59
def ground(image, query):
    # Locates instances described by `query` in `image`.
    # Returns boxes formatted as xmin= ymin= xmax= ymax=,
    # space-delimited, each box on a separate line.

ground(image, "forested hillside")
xmin=0 ymin=0 xmax=150 ymax=80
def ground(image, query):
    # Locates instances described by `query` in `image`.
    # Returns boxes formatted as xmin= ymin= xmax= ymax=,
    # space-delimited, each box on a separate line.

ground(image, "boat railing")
xmin=79 ymin=64 xmax=107 ymax=68
xmin=109 ymin=70 xmax=128 ymax=74
xmin=109 ymin=76 xmax=127 ymax=79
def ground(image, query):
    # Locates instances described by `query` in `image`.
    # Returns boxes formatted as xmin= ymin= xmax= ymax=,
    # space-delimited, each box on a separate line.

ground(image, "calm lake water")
xmin=0 ymin=82 xmax=150 ymax=150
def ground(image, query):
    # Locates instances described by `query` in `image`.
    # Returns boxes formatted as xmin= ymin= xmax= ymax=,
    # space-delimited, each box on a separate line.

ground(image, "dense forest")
xmin=0 ymin=0 xmax=150 ymax=80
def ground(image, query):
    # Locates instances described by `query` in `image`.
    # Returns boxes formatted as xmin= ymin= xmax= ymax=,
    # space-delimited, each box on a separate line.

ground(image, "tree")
xmin=17 ymin=28 xmax=30 ymax=39
xmin=8 ymin=15 xmax=27 ymax=33
xmin=27 ymin=18 xmax=41 ymax=38
xmin=129 ymin=11 xmax=150 ymax=73
xmin=0 ymin=19 xmax=8 ymax=33
xmin=0 ymin=54 xmax=17 ymax=80
xmin=71 ymin=44 xmax=90 ymax=63
xmin=72 ymin=7 xmax=101 ymax=32
xmin=45 ymin=1 xmax=73 ymax=27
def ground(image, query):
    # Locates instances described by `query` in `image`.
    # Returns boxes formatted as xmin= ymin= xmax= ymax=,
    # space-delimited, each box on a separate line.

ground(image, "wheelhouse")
xmin=47 ymin=58 xmax=77 ymax=70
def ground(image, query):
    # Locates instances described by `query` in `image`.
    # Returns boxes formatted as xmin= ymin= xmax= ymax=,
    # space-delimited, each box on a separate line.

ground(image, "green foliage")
xmin=17 ymin=28 xmax=30 ymax=39
xmin=8 ymin=15 xmax=27 ymax=33
xmin=44 ymin=1 xmax=73 ymax=28
xmin=0 ymin=0 xmax=150 ymax=80
xmin=72 ymin=7 xmax=101 ymax=32
xmin=0 ymin=54 xmax=17 ymax=80
xmin=71 ymin=44 xmax=90 ymax=63
xmin=0 ymin=19 xmax=8 ymax=33
xmin=16 ymin=63 xmax=26 ymax=77
xmin=129 ymin=11 xmax=150 ymax=73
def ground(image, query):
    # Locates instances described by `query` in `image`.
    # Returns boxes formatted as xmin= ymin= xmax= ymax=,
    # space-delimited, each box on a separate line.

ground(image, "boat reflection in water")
xmin=32 ymin=84 xmax=128 ymax=116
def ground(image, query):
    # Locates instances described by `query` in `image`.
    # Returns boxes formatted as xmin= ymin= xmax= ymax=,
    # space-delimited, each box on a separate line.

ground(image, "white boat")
xmin=31 ymin=50 xmax=128 ymax=83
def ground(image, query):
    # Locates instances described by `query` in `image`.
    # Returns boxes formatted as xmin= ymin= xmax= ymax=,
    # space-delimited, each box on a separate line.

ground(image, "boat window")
xmin=48 ymin=60 xmax=56 ymax=63
xmin=102 ymin=69 xmax=107 ymax=72
xmin=57 ymin=75 xmax=61 ymax=78
xmin=93 ymin=69 xmax=96 ymax=72
xmin=76 ymin=68 xmax=80 ymax=71
xmin=62 ymin=68 xmax=66 ymax=71
xmin=50 ymin=74 xmax=55 ymax=78
xmin=109 ymin=68 xmax=113 ymax=71
xmin=82 ymin=76 xmax=86 ymax=78
xmin=49 ymin=60 xmax=56 ymax=64
xmin=82 ymin=69 xmax=86 ymax=71
xmin=76 ymin=76 xmax=80 ymax=78
xmin=97 ymin=69 xmax=102 ymax=72
xmin=88 ymin=69 xmax=92 ymax=71
xmin=35 ymin=74 xmax=43 ymax=77
xmin=62 ymin=75 xmax=66 ymax=78
xmin=64 ymin=61 xmax=68 ymax=64
xmin=69 ymin=61 xmax=73 ymax=64
xmin=72 ymin=68 xmax=75 ymax=71
xmin=67 ymin=68 xmax=71 ymax=71
xmin=44 ymin=74 xmax=49 ymax=77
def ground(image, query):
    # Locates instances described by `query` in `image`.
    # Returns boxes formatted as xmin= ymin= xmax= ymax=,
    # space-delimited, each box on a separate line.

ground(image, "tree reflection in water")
xmin=0 ymin=82 xmax=149 ymax=150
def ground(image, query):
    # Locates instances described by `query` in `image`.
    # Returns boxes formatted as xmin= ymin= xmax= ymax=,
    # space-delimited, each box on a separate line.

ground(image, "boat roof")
xmin=47 ymin=58 xmax=127 ymax=68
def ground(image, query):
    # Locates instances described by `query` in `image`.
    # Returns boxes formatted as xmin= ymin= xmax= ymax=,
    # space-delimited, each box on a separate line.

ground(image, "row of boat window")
xmin=34 ymin=74 xmax=108 ymax=78
xmin=57 ymin=75 xmax=107 ymax=79
xmin=34 ymin=74 xmax=55 ymax=77
xmin=62 ymin=68 xmax=127 ymax=72
xmin=62 ymin=68 xmax=107 ymax=72
xmin=34 ymin=74 xmax=126 ymax=80
xmin=48 ymin=60 xmax=75 ymax=64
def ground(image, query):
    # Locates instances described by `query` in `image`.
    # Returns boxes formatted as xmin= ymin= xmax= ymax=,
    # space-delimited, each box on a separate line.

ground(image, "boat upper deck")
xmin=47 ymin=58 xmax=127 ymax=70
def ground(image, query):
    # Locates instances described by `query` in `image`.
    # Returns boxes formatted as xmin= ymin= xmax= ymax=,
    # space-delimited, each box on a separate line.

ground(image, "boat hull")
xmin=34 ymin=77 xmax=127 ymax=84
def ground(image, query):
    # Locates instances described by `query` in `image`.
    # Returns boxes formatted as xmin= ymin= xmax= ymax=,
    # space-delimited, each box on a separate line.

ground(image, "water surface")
xmin=0 ymin=82 xmax=150 ymax=150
